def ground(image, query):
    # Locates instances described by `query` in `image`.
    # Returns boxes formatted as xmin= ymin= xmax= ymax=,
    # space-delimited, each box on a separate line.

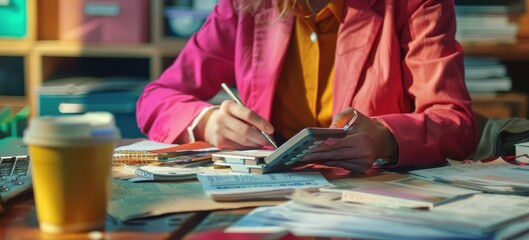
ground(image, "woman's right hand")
xmin=196 ymin=100 xmax=275 ymax=149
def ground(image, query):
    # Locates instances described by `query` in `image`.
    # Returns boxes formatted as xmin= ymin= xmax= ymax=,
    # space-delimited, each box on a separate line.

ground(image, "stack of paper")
xmin=226 ymin=190 xmax=529 ymax=239
xmin=464 ymin=57 xmax=512 ymax=93
xmin=410 ymin=158 xmax=529 ymax=194
xmin=454 ymin=1 xmax=520 ymax=45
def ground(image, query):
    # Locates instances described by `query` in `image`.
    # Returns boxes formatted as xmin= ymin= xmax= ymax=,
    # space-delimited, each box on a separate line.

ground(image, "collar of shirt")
xmin=290 ymin=0 xmax=344 ymax=23
xmin=319 ymin=0 xmax=344 ymax=23
xmin=271 ymin=0 xmax=343 ymax=138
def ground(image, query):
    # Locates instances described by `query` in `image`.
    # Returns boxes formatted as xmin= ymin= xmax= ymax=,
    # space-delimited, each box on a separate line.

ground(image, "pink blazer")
xmin=136 ymin=0 xmax=478 ymax=167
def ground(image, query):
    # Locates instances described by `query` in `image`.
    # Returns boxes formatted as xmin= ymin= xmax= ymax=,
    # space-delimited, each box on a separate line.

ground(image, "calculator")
xmin=262 ymin=127 xmax=347 ymax=173
xmin=261 ymin=110 xmax=358 ymax=174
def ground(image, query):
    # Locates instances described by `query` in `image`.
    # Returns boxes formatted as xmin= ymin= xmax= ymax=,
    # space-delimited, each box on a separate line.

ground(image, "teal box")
xmin=38 ymin=91 xmax=145 ymax=138
xmin=0 ymin=0 xmax=27 ymax=38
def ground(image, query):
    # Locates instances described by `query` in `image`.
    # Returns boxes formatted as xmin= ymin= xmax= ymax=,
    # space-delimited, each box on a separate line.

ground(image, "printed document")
xmin=197 ymin=172 xmax=331 ymax=201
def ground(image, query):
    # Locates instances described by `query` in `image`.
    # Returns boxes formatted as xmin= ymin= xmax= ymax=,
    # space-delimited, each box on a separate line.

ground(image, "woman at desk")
xmin=136 ymin=0 xmax=478 ymax=173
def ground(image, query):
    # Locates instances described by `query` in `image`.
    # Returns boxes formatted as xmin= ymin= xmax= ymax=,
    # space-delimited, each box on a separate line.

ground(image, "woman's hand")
xmin=195 ymin=100 xmax=275 ymax=149
xmin=302 ymin=107 xmax=397 ymax=173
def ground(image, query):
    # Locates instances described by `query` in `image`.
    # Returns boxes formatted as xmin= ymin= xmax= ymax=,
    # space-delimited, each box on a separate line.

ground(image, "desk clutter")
xmin=3 ymin=137 xmax=529 ymax=238
xmin=103 ymin=140 xmax=529 ymax=239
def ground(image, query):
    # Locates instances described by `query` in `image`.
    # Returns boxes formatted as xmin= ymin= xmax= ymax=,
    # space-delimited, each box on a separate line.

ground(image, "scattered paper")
xmin=410 ymin=158 xmax=529 ymax=194
xmin=227 ymin=190 xmax=529 ymax=239
xmin=108 ymin=179 xmax=284 ymax=221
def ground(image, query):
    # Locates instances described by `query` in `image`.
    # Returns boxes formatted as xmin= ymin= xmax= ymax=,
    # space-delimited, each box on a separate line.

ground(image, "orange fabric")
xmin=272 ymin=0 xmax=343 ymax=139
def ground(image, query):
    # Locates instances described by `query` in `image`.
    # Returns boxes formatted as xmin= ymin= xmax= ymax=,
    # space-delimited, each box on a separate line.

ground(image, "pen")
xmin=221 ymin=83 xmax=278 ymax=149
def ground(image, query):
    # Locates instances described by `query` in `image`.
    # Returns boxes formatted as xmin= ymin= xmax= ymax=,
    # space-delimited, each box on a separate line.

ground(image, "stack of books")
xmin=464 ymin=57 xmax=512 ymax=93
xmin=455 ymin=0 xmax=523 ymax=44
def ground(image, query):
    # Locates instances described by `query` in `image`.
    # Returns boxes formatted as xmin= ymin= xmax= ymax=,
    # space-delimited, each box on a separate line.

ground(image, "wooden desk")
xmin=0 ymin=193 xmax=210 ymax=240
xmin=0 ymin=171 xmax=403 ymax=239
xmin=0 ymin=194 xmax=310 ymax=240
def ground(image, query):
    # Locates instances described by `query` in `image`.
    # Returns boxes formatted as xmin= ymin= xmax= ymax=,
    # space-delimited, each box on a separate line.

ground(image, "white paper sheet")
xmin=198 ymin=172 xmax=331 ymax=194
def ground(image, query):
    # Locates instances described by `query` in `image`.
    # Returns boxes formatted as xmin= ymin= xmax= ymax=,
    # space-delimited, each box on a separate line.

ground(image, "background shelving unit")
xmin=461 ymin=41 xmax=529 ymax=118
xmin=457 ymin=0 xmax=529 ymax=118
xmin=0 ymin=0 xmax=36 ymax=114
xmin=0 ymin=0 xmax=528 ymax=121
xmin=460 ymin=37 xmax=529 ymax=118
xmin=0 ymin=0 xmax=190 ymax=115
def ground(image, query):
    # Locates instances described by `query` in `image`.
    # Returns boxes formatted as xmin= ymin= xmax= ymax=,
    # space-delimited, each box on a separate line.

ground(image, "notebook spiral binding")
xmin=112 ymin=150 xmax=158 ymax=164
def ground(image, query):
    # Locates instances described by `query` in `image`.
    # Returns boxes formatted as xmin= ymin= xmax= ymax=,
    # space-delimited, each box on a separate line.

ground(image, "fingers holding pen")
xmin=224 ymin=100 xmax=275 ymax=135
xmin=204 ymin=102 xmax=261 ymax=148
xmin=220 ymin=100 xmax=274 ymax=146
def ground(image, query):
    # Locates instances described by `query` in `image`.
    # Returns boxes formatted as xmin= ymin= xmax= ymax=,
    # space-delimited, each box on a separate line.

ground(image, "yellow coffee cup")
xmin=23 ymin=112 xmax=120 ymax=233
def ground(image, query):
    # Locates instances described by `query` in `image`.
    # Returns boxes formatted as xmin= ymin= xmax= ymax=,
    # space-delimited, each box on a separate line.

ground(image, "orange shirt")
xmin=271 ymin=0 xmax=343 ymax=139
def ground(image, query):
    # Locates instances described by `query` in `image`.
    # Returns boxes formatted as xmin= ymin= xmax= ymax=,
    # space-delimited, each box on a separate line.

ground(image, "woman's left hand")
xmin=301 ymin=107 xmax=397 ymax=173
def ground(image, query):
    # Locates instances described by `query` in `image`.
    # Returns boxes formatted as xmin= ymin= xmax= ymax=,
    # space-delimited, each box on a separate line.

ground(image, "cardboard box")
xmin=39 ymin=0 xmax=149 ymax=43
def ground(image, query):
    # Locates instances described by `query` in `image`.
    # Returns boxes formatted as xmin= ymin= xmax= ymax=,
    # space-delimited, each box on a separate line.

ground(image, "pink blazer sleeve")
xmin=376 ymin=0 xmax=478 ymax=167
xmin=136 ymin=0 xmax=238 ymax=143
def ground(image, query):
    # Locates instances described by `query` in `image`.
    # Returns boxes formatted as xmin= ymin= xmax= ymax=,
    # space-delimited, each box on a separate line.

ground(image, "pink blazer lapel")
xmin=249 ymin=6 xmax=294 ymax=120
xmin=247 ymin=0 xmax=383 ymax=118
xmin=333 ymin=0 xmax=382 ymax=114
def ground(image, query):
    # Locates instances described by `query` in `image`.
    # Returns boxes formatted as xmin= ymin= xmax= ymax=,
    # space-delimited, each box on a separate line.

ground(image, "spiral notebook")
xmin=112 ymin=140 xmax=218 ymax=164
xmin=113 ymin=140 xmax=176 ymax=164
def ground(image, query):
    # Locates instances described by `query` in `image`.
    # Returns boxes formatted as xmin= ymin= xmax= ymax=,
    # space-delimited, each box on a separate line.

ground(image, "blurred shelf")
xmin=34 ymin=41 xmax=159 ymax=57
xmin=157 ymin=38 xmax=188 ymax=57
xmin=0 ymin=40 xmax=33 ymax=56
xmin=471 ymin=92 xmax=528 ymax=118
xmin=0 ymin=96 xmax=28 ymax=113
xmin=461 ymin=40 xmax=529 ymax=60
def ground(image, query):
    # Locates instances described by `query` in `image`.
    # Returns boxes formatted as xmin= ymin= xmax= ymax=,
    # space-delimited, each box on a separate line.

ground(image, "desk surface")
xmin=0 ymin=193 xmax=315 ymax=240
xmin=0 ymin=139 xmax=312 ymax=239
xmin=0 ymin=172 xmax=404 ymax=239
xmin=5 ymin=170 xmax=529 ymax=239
xmin=0 ymin=193 xmax=214 ymax=240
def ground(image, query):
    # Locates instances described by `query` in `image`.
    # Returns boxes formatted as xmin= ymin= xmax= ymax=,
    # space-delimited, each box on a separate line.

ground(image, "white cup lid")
xmin=23 ymin=112 xmax=121 ymax=147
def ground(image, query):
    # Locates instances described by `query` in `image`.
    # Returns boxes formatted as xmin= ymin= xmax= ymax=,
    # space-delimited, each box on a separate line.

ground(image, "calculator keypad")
xmin=263 ymin=128 xmax=347 ymax=173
